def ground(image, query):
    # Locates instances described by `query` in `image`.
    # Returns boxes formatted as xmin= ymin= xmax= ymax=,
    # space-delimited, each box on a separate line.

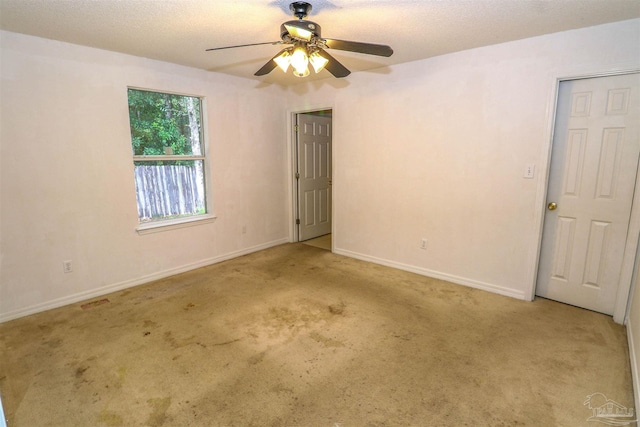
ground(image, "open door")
xmin=295 ymin=111 xmax=332 ymax=241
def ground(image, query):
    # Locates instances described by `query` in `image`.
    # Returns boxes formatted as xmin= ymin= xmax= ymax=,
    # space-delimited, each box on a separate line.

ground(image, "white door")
xmin=296 ymin=113 xmax=332 ymax=241
xmin=536 ymin=73 xmax=640 ymax=315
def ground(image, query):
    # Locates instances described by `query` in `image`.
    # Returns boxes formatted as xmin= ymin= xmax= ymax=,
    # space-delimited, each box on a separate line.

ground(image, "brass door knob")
xmin=548 ymin=202 xmax=557 ymax=211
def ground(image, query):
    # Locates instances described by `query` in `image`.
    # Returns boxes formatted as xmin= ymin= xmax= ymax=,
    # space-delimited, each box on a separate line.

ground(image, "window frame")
xmin=127 ymin=87 xmax=216 ymax=234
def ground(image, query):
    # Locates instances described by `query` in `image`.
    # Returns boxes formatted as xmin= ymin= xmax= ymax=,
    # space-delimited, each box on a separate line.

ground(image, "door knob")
xmin=548 ymin=202 xmax=557 ymax=211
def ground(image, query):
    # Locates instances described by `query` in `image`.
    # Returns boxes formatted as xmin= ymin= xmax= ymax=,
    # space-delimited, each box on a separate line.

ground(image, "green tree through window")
xmin=127 ymin=89 xmax=207 ymax=223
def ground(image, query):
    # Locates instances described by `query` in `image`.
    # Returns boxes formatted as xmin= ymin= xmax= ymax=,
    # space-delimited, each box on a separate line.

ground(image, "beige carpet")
xmin=0 ymin=243 xmax=634 ymax=426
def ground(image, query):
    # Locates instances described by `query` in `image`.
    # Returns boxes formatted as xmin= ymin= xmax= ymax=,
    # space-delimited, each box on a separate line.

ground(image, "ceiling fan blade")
xmin=254 ymin=49 xmax=289 ymax=76
xmin=317 ymin=50 xmax=350 ymax=78
xmin=324 ymin=39 xmax=393 ymax=57
xmin=206 ymin=41 xmax=281 ymax=52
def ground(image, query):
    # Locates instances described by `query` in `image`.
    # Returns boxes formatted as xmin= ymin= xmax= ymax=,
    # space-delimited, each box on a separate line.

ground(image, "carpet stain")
xmin=248 ymin=351 xmax=267 ymax=365
xmin=114 ymin=366 xmax=127 ymax=389
xmin=81 ymin=299 xmax=110 ymax=310
xmin=143 ymin=320 xmax=158 ymax=328
xmin=212 ymin=338 xmax=242 ymax=346
xmin=328 ymin=302 xmax=346 ymax=315
xmin=98 ymin=409 xmax=123 ymax=426
xmin=146 ymin=397 xmax=171 ymax=426
xmin=37 ymin=324 xmax=53 ymax=332
xmin=392 ymin=332 xmax=415 ymax=341
xmin=44 ymin=337 xmax=63 ymax=349
xmin=75 ymin=365 xmax=89 ymax=378
xmin=270 ymin=384 xmax=294 ymax=395
xmin=309 ymin=331 xmax=345 ymax=348
xmin=164 ymin=331 xmax=197 ymax=349
xmin=262 ymin=301 xmax=337 ymax=335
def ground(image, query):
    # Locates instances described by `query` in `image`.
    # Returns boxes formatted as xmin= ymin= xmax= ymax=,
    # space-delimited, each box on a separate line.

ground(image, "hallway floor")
xmin=301 ymin=234 xmax=331 ymax=251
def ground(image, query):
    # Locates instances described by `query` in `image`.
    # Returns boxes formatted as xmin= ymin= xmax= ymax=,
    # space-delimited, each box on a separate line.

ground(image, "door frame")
xmin=286 ymin=105 xmax=334 ymax=246
xmin=532 ymin=68 xmax=640 ymax=324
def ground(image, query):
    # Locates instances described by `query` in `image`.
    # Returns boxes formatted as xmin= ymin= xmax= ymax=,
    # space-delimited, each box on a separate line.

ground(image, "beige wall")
xmin=285 ymin=19 xmax=640 ymax=303
xmin=1 ymin=20 xmax=639 ymax=323
xmin=0 ymin=31 xmax=290 ymax=320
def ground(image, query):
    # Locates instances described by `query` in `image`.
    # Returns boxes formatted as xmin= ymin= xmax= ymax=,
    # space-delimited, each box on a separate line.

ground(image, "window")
xmin=127 ymin=88 xmax=212 ymax=231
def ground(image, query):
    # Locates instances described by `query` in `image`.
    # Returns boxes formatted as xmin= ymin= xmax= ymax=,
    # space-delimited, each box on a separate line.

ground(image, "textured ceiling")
xmin=1 ymin=0 xmax=639 ymax=85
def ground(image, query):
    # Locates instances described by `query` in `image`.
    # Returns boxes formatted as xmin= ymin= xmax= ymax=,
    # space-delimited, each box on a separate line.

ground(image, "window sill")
xmin=136 ymin=214 xmax=217 ymax=235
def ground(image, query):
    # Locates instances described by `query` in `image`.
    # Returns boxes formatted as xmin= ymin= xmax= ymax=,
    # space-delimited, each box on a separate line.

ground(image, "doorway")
xmin=536 ymin=72 xmax=640 ymax=316
xmin=293 ymin=109 xmax=333 ymax=247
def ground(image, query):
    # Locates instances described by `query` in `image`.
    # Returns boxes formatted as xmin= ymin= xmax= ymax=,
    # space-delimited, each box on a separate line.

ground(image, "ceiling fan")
xmin=206 ymin=1 xmax=393 ymax=78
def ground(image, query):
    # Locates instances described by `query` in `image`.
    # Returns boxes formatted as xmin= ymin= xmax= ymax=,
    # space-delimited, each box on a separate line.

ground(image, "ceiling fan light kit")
xmin=206 ymin=2 xmax=393 ymax=79
xmin=290 ymin=46 xmax=311 ymax=77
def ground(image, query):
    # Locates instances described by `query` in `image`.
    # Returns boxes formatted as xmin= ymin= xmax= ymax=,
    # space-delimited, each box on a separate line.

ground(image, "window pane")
xmin=133 ymin=160 xmax=206 ymax=222
xmin=128 ymin=89 xmax=203 ymax=156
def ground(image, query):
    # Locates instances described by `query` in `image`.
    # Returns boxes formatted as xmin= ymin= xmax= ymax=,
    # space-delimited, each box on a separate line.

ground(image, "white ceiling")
xmin=1 ymin=0 xmax=639 ymax=85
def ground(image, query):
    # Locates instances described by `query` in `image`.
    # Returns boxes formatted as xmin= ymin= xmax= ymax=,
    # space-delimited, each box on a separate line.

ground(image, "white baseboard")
xmin=0 ymin=238 xmax=288 ymax=323
xmin=626 ymin=320 xmax=640 ymax=416
xmin=333 ymin=248 xmax=527 ymax=300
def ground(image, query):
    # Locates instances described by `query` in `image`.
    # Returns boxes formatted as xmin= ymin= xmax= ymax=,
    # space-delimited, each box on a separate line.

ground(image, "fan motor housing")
xmin=281 ymin=20 xmax=321 ymax=40
xmin=290 ymin=2 xmax=312 ymax=19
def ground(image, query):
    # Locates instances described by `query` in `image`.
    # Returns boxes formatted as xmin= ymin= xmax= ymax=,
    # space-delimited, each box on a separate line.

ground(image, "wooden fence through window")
xmin=134 ymin=165 xmax=204 ymax=221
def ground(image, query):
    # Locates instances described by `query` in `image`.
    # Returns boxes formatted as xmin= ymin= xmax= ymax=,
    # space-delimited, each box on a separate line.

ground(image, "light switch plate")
xmin=524 ymin=164 xmax=535 ymax=179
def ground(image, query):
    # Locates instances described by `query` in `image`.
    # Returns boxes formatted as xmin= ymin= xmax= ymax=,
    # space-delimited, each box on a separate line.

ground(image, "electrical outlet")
xmin=63 ymin=260 xmax=73 ymax=273
xmin=242 ymin=225 xmax=247 ymax=234
xmin=421 ymin=239 xmax=428 ymax=250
